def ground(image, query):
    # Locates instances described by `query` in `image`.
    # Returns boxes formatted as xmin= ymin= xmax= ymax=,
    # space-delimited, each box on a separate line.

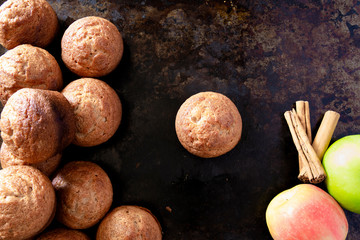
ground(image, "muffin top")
xmin=0 ymin=165 xmax=56 ymax=240
xmin=61 ymin=16 xmax=123 ymax=77
xmin=97 ymin=205 xmax=162 ymax=240
xmin=0 ymin=44 xmax=63 ymax=105
xmin=52 ymin=161 xmax=113 ymax=229
xmin=0 ymin=88 xmax=75 ymax=163
xmin=175 ymin=91 xmax=242 ymax=158
xmin=0 ymin=143 xmax=62 ymax=177
xmin=0 ymin=0 xmax=58 ymax=49
xmin=62 ymin=78 xmax=122 ymax=147
xmin=36 ymin=228 xmax=90 ymax=240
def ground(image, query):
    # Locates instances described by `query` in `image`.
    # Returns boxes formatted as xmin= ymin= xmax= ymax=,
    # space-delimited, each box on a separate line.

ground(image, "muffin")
xmin=175 ymin=91 xmax=242 ymax=158
xmin=0 ymin=143 xmax=61 ymax=176
xmin=0 ymin=165 xmax=56 ymax=240
xmin=0 ymin=44 xmax=63 ymax=105
xmin=36 ymin=228 xmax=90 ymax=240
xmin=0 ymin=0 xmax=58 ymax=49
xmin=61 ymin=16 xmax=123 ymax=77
xmin=96 ymin=205 xmax=162 ymax=240
xmin=52 ymin=161 xmax=113 ymax=229
xmin=0 ymin=88 xmax=75 ymax=163
xmin=62 ymin=78 xmax=122 ymax=147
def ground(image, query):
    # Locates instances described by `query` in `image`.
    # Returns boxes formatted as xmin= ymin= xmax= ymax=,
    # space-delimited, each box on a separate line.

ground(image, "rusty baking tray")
xmin=0 ymin=0 xmax=360 ymax=239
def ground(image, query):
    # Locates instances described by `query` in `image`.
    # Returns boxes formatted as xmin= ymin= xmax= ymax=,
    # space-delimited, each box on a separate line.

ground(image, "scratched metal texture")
xmin=0 ymin=0 xmax=360 ymax=239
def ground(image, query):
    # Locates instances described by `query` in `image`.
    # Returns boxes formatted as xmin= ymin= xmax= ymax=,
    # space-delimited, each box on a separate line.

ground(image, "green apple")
xmin=323 ymin=134 xmax=360 ymax=214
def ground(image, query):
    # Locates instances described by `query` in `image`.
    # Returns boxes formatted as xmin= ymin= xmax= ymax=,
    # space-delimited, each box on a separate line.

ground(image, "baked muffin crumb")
xmin=62 ymin=78 xmax=122 ymax=147
xmin=61 ymin=16 xmax=123 ymax=77
xmin=96 ymin=205 xmax=162 ymax=240
xmin=0 ymin=0 xmax=58 ymax=49
xmin=175 ymin=91 xmax=242 ymax=158
xmin=0 ymin=88 xmax=75 ymax=163
xmin=37 ymin=228 xmax=90 ymax=240
xmin=0 ymin=165 xmax=56 ymax=239
xmin=0 ymin=44 xmax=62 ymax=105
xmin=0 ymin=143 xmax=61 ymax=176
xmin=52 ymin=161 xmax=113 ymax=229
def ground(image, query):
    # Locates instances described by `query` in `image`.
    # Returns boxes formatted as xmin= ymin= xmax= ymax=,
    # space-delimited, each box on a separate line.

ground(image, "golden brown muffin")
xmin=0 ymin=165 xmax=56 ymax=239
xmin=0 ymin=143 xmax=61 ymax=176
xmin=0 ymin=88 xmax=75 ymax=164
xmin=96 ymin=205 xmax=162 ymax=240
xmin=36 ymin=228 xmax=90 ymax=240
xmin=61 ymin=16 xmax=123 ymax=77
xmin=52 ymin=161 xmax=113 ymax=229
xmin=0 ymin=44 xmax=63 ymax=105
xmin=61 ymin=78 xmax=122 ymax=147
xmin=0 ymin=0 xmax=58 ymax=49
xmin=175 ymin=91 xmax=242 ymax=158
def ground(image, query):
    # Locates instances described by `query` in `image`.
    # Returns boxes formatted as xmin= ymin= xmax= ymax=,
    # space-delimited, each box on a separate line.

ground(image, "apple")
xmin=323 ymin=134 xmax=360 ymax=214
xmin=266 ymin=184 xmax=348 ymax=240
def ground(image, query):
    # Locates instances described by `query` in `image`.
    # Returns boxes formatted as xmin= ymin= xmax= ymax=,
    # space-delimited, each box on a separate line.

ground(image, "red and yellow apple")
xmin=323 ymin=134 xmax=360 ymax=214
xmin=266 ymin=184 xmax=348 ymax=240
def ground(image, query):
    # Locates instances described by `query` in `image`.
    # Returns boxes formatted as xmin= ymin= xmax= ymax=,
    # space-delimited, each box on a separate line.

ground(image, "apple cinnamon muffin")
xmin=96 ymin=205 xmax=162 ymax=240
xmin=175 ymin=91 xmax=242 ymax=158
xmin=61 ymin=16 xmax=123 ymax=77
xmin=0 ymin=0 xmax=58 ymax=49
xmin=36 ymin=228 xmax=90 ymax=240
xmin=52 ymin=161 xmax=113 ymax=229
xmin=0 ymin=165 xmax=56 ymax=240
xmin=0 ymin=44 xmax=63 ymax=105
xmin=61 ymin=78 xmax=122 ymax=147
xmin=0 ymin=88 xmax=75 ymax=163
xmin=0 ymin=143 xmax=61 ymax=177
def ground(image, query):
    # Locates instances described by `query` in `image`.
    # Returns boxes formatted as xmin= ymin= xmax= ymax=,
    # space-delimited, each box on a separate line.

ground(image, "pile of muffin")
xmin=0 ymin=0 xmax=162 ymax=239
xmin=0 ymin=0 xmax=244 ymax=239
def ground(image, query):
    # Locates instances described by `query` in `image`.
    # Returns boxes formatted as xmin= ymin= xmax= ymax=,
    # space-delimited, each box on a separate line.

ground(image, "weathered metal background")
xmin=1 ymin=0 xmax=360 ymax=239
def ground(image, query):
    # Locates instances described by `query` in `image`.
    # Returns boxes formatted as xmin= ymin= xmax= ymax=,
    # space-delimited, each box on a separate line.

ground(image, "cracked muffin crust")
xmin=96 ymin=205 xmax=162 ymax=240
xmin=36 ymin=228 xmax=90 ymax=240
xmin=61 ymin=16 xmax=123 ymax=77
xmin=0 ymin=88 xmax=75 ymax=164
xmin=0 ymin=165 xmax=56 ymax=240
xmin=0 ymin=0 xmax=58 ymax=49
xmin=0 ymin=143 xmax=61 ymax=177
xmin=61 ymin=78 xmax=122 ymax=147
xmin=52 ymin=161 xmax=113 ymax=229
xmin=175 ymin=91 xmax=242 ymax=158
xmin=0 ymin=44 xmax=63 ymax=105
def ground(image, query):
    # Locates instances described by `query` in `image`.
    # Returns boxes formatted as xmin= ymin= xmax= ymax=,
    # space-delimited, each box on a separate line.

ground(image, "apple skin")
xmin=323 ymin=134 xmax=360 ymax=214
xmin=266 ymin=184 xmax=348 ymax=240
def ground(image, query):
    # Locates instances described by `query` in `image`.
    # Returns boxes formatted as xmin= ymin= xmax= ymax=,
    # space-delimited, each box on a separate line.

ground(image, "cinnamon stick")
xmin=285 ymin=100 xmax=340 ymax=183
xmin=290 ymin=109 xmax=326 ymax=182
xmin=284 ymin=109 xmax=326 ymax=183
xmin=295 ymin=101 xmax=312 ymax=182
xmin=295 ymin=101 xmax=312 ymax=141
xmin=304 ymin=101 xmax=312 ymax=143
xmin=296 ymin=101 xmax=307 ymax=134
xmin=312 ymin=110 xmax=340 ymax=161
xmin=284 ymin=110 xmax=314 ymax=181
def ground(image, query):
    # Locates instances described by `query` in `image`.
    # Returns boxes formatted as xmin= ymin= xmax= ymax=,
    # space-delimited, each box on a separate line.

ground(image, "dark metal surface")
xmin=1 ymin=0 xmax=360 ymax=239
